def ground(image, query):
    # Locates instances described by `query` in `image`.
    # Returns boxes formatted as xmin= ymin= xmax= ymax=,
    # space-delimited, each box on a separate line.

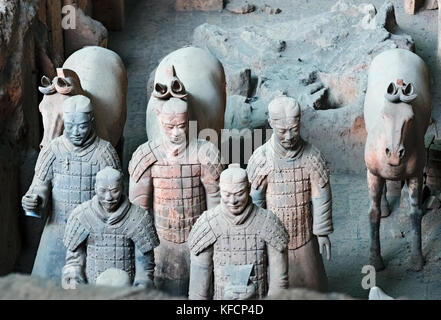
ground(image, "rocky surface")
xmin=193 ymin=1 xmax=415 ymax=172
xmin=0 ymin=0 xmax=43 ymax=275
xmin=175 ymin=0 xmax=224 ymax=12
xmin=0 ymin=273 xmax=353 ymax=300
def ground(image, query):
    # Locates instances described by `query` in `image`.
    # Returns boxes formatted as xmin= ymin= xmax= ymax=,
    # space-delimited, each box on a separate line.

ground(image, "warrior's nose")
xmin=385 ymin=147 xmax=405 ymax=166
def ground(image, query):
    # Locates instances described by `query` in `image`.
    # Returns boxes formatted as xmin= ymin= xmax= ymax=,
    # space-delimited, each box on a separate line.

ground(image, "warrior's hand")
xmin=224 ymin=283 xmax=256 ymax=300
xmin=134 ymin=278 xmax=155 ymax=290
xmin=61 ymin=265 xmax=85 ymax=290
xmin=318 ymin=236 xmax=331 ymax=261
xmin=22 ymin=194 xmax=40 ymax=212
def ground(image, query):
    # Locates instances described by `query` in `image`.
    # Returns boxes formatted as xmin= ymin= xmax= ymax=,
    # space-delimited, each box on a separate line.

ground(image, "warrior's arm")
xmin=189 ymin=247 xmax=214 ymax=300
xmin=267 ymin=245 xmax=289 ymax=296
xmin=247 ymin=149 xmax=268 ymax=208
xmin=250 ymin=178 xmax=267 ymax=208
xmin=62 ymin=245 xmax=87 ymax=285
xmin=311 ymin=178 xmax=333 ymax=237
xmin=23 ymin=147 xmax=55 ymax=215
xmin=26 ymin=177 xmax=51 ymax=209
xmin=134 ymin=247 xmax=155 ymax=288
xmin=200 ymin=147 xmax=223 ymax=209
xmin=129 ymin=168 xmax=153 ymax=211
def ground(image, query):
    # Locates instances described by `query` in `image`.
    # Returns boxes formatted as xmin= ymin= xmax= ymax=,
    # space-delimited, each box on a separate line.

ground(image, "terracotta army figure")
xmin=62 ymin=167 xmax=159 ymax=289
xmin=188 ymin=164 xmax=289 ymax=300
xmin=22 ymin=95 xmax=121 ymax=282
xmin=128 ymin=97 xmax=223 ymax=296
xmin=247 ymin=96 xmax=333 ymax=292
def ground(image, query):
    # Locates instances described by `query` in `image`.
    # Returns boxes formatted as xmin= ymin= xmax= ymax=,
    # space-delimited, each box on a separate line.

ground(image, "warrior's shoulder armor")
xmin=95 ymin=138 xmax=121 ymax=170
xmin=126 ymin=205 xmax=160 ymax=253
xmin=34 ymin=142 xmax=57 ymax=181
xmin=188 ymin=207 xmax=221 ymax=256
xmin=128 ymin=141 xmax=160 ymax=183
xmin=303 ymin=142 xmax=330 ymax=188
xmin=63 ymin=201 xmax=92 ymax=251
xmin=247 ymin=143 xmax=270 ymax=189
xmin=254 ymin=206 xmax=289 ymax=252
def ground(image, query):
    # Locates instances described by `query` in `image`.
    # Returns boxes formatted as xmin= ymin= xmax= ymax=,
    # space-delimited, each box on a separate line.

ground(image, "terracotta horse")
xmin=146 ymin=47 xmax=226 ymax=142
xmin=364 ymin=49 xmax=431 ymax=271
xmin=38 ymin=46 xmax=127 ymax=151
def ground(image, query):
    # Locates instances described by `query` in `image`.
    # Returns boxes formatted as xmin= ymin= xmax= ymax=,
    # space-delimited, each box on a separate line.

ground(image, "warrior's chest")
xmin=52 ymin=153 xmax=100 ymax=189
xmin=266 ymin=158 xmax=312 ymax=194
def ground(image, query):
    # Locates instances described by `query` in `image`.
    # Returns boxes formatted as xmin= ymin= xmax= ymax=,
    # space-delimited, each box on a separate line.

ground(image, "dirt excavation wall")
xmin=0 ymin=0 xmax=123 ymax=275
xmin=0 ymin=273 xmax=353 ymax=300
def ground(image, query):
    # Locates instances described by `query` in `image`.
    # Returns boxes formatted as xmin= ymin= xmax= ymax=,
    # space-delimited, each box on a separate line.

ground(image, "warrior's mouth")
xmin=102 ymin=201 xmax=118 ymax=206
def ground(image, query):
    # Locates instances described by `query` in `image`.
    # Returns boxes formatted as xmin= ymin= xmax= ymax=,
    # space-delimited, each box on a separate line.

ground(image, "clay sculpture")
xmin=22 ymin=95 xmax=121 ymax=282
xmin=128 ymin=97 xmax=224 ymax=296
xmin=188 ymin=164 xmax=289 ymax=300
xmin=62 ymin=167 xmax=159 ymax=289
xmin=364 ymin=48 xmax=431 ymax=271
xmin=247 ymin=96 xmax=333 ymax=292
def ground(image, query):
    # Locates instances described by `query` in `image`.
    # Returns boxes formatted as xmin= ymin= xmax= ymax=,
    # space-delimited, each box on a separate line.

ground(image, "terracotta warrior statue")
xmin=128 ymin=97 xmax=223 ymax=296
xmin=62 ymin=167 xmax=159 ymax=289
xmin=22 ymin=95 xmax=121 ymax=282
xmin=188 ymin=164 xmax=289 ymax=300
xmin=247 ymin=96 xmax=333 ymax=292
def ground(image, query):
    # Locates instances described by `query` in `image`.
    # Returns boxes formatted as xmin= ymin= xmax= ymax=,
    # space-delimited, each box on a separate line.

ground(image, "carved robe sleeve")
xmin=63 ymin=246 xmax=87 ymax=284
xmin=189 ymin=247 xmax=214 ymax=300
xmin=267 ymin=245 xmax=289 ymax=296
xmin=199 ymin=141 xmax=223 ymax=209
xmin=62 ymin=207 xmax=89 ymax=284
xmin=247 ymin=147 xmax=269 ymax=208
xmin=309 ymin=149 xmax=333 ymax=237
xmin=26 ymin=144 xmax=55 ymax=213
xmin=133 ymin=248 xmax=155 ymax=288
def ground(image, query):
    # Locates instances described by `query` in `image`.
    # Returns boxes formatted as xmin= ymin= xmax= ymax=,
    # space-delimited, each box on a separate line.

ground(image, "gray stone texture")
xmin=193 ymin=1 xmax=415 ymax=173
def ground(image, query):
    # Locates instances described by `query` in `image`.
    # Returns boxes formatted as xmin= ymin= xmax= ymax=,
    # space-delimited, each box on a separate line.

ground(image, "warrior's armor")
xmin=26 ymin=134 xmax=121 ymax=281
xmin=247 ymin=140 xmax=332 ymax=250
xmin=63 ymin=196 xmax=159 ymax=285
xmin=188 ymin=202 xmax=289 ymax=300
xmin=128 ymin=137 xmax=223 ymax=295
xmin=247 ymin=138 xmax=333 ymax=291
xmin=128 ymin=138 xmax=223 ymax=243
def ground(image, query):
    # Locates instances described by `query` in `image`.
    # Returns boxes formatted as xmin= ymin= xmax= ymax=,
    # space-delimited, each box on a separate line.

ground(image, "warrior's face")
xmin=96 ymin=176 xmax=123 ymax=213
xmin=271 ymin=117 xmax=300 ymax=150
xmin=160 ymin=113 xmax=188 ymax=145
xmin=63 ymin=112 xmax=93 ymax=147
xmin=220 ymin=182 xmax=250 ymax=215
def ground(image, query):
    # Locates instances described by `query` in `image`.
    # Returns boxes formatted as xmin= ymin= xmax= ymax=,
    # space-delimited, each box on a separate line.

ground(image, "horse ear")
xmin=55 ymin=77 xmax=74 ymax=95
xmin=387 ymin=82 xmax=398 ymax=95
xmin=41 ymin=76 xmax=52 ymax=87
xmin=152 ymin=83 xmax=171 ymax=99
xmin=400 ymin=83 xmax=417 ymax=103
xmin=384 ymin=82 xmax=400 ymax=102
xmin=38 ymin=76 xmax=56 ymax=95
xmin=170 ymin=78 xmax=188 ymax=99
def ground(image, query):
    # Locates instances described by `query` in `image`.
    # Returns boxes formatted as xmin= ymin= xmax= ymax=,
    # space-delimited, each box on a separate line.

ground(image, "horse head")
xmin=381 ymin=79 xmax=418 ymax=167
xmin=38 ymin=68 xmax=85 ymax=149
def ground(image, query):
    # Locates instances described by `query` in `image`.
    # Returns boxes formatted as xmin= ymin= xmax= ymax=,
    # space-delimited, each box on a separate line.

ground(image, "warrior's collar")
xmin=160 ymin=136 xmax=199 ymax=162
xmin=61 ymin=131 xmax=98 ymax=156
xmin=221 ymin=199 xmax=254 ymax=226
xmin=91 ymin=195 xmax=131 ymax=226
xmin=269 ymin=134 xmax=304 ymax=160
